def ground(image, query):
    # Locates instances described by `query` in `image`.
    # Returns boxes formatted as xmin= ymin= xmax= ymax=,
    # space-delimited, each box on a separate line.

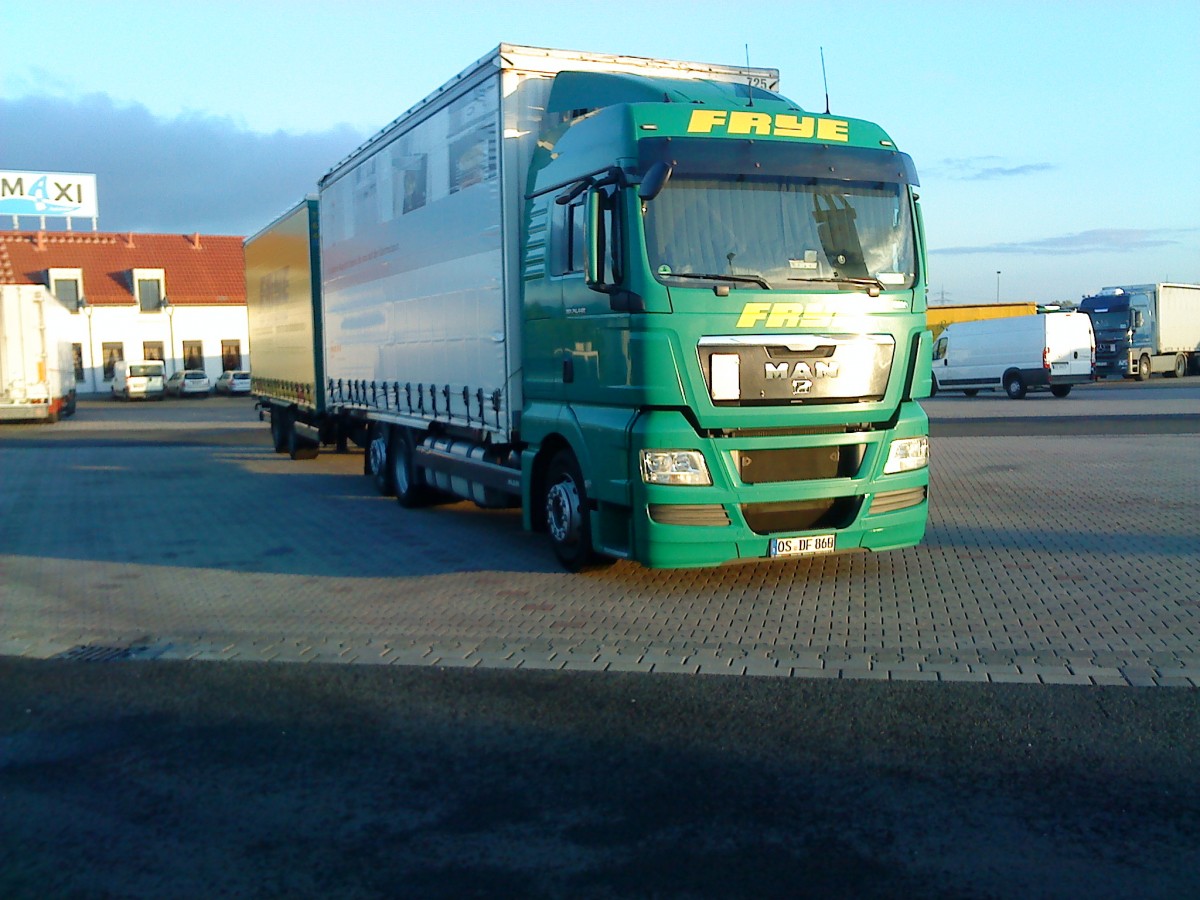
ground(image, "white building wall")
xmin=64 ymin=304 xmax=250 ymax=394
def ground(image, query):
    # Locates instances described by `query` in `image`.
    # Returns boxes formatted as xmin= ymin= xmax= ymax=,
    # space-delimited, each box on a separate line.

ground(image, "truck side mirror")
xmin=638 ymin=162 xmax=672 ymax=201
xmin=584 ymin=187 xmax=605 ymax=288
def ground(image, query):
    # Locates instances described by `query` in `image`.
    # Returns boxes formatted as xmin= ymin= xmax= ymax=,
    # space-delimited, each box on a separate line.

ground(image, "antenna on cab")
xmin=745 ymin=43 xmax=754 ymax=107
xmin=820 ymin=47 xmax=831 ymax=114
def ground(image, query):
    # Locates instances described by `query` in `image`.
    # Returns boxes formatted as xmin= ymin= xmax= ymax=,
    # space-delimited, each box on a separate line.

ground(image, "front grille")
xmin=733 ymin=445 xmax=865 ymax=484
xmin=648 ymin=504 xmax=731 ymax=527
xmin=740 ymin=497 xmax=862 ymax=535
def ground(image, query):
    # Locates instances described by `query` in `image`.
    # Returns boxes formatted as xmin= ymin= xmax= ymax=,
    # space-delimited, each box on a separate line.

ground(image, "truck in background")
xmin=931 ymin=311 xmax=1094 ymax=398
xmin=0 ymin=284 xmax=77 ymax=423
xmin=248 ymin=44 xmax=932 ymax=570
xmin=1079 ymin=283 xmax=1200 ymax=380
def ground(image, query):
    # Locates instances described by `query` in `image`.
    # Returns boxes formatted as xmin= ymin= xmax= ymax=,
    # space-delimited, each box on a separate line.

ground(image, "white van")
xmin=931 ymin=312 xmax=1095 ymax=399
xmin=111 ymin=359 xmax=166 ymax=400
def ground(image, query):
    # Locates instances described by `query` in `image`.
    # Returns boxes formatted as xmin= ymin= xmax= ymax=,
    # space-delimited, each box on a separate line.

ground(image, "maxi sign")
xmin=0 ymin=171 xmax=99 ymax=220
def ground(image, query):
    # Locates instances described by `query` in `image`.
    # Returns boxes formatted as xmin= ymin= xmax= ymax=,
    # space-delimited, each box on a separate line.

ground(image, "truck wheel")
xmin=544 ymin=450 xmax=597 ymax=572
xmin=1170 ymin=354 xmax=1186 ymax=379
xmin=1137 ymin=355 xmax=1152 ymax=382
xmin=1050 ymin=385 xmax=1072 ymax=398
xmin=1003 ymin=372 xmax=1027 ymax=400
xmin=368 ymin=425 xmax=394 ymax=496
xmin=391 ymin=428 xmax=431 ymax=508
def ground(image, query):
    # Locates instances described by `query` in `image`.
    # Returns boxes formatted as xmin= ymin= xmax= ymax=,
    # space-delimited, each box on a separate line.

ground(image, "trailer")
xmin=248 ymin=44 xmax=932 ymax=570
xmin=0 ymin=285 xmax=77 ymax=423
xmin=1080 ymin=283 xmax=1200 ymax=379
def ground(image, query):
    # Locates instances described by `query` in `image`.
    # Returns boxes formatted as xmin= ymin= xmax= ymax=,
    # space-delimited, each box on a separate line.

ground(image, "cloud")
xmin=0 ymin=93 xmax=365 ymax=235
xmin=924 ymin=156 xmax=1055 ymax=180
xmin=933 ymin=228 xmax=1194 ymax=256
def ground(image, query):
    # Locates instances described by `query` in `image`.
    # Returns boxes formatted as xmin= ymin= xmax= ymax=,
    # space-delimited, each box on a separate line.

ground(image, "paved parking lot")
xmin=1 ymin=386 xmax=1198 ymax=686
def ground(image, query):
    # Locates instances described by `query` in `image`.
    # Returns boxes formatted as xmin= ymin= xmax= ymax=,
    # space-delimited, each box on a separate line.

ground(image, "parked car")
xmin=111 ymin=360 xmax=165 ymax=400
xmin=214 ymin=370 xmax=252 ymax=395
xmin=165 ymin=370 xmax=211 ymax=397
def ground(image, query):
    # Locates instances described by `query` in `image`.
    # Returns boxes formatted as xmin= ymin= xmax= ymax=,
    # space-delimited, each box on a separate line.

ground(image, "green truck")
xmin=246 ymin=44 xmax=931 ymax=570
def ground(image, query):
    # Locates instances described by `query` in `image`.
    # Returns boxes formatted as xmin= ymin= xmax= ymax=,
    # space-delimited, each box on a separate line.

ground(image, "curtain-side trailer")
xmin=249 ymin=44 xmax=932 ymax=570
xmin=0 ymin=285 xmax=77 ymax=423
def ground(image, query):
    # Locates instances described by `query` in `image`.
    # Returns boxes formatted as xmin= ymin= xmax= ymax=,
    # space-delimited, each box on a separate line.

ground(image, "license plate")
xmin=770 ymin=533 xmax=836 ymax=558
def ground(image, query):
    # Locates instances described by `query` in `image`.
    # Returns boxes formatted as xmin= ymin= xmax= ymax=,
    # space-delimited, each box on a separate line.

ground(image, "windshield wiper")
xmin=663 ymin=272 xmax=771 ymax=290
xmin=788 ymin=275 xmax=885 ymax=295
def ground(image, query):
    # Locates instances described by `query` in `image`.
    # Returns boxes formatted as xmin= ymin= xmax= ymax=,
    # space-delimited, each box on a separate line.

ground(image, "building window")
xmin=182 ymin=341 xmax=204 ymax=371
xmin=102 ymin=342 xmax=124 ymax=381
xmin=48 ymin=268 xmax=84 ymax=311
xmin=72 ymin=344 xmax=84 ymax=382
xmin=221 ymin=340 xmax=242 ymax=372
xmin=144 ymin=341 xmax=164 ymax=362
xmin=132 ymin=268 xmax=166 ymax=312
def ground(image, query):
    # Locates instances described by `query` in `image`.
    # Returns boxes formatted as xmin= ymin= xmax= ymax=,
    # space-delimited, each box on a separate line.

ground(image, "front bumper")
xmin=618 ymin=403 xmax=929 ymax=569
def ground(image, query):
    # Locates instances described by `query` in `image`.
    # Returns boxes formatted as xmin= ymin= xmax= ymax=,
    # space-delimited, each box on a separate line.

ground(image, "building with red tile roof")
xmin=0 ymin=230 xmax=248 ymax=394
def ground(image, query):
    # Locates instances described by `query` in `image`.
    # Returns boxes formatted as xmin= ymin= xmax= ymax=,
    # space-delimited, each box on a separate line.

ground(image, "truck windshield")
xmin=643 ymin=174 xmax=916 ymax=292
xmin=1079 ymin=299 xmax=1130 ymax=331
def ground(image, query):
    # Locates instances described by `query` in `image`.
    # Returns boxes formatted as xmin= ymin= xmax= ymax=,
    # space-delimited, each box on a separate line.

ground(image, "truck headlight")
xmin=883 ymin=436 xmax=929 ymax=475
xmin=640 ymin=450 xmax=712 ymax=485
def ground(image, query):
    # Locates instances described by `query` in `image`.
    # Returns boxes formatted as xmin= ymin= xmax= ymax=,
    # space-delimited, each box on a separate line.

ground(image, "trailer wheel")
xmin=1170 ymin=354 xmax=1186 ymax=379
xmin=1137 ymin=355 xmax=1152 ymax=382
xmin=1050 ymin=385 xmax=1072 ymax=398
xmin=1003 ymin=371 xmax=1027 ymax=400
xmin=367 ymin=425 xmax=394 ymax=496
xmin=390 ymin=427 xmax=432 ymax=508
xmin=543 ymin=450 xmax=597 ymax=572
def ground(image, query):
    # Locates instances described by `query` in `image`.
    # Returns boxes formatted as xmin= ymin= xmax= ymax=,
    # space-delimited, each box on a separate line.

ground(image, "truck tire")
xmin=543 ymin=450 xmax=598 ymax=572
xmin=1137 ymin=355 xmax=1152 ymax=382
xmin=1050 ymin=385 xmax=1072 ymax=398
xmin=1003 ymin=371 xmax=1027 ymax=400
xmin=1170 ymin=354 xmax=1186 ymax=379
xmin=390 ymin=427 xmax=432 ymax=508
xmin=368 ymin=424 xmax=394 ymax=496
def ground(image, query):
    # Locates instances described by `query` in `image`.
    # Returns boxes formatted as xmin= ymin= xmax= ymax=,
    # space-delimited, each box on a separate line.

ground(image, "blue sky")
xmin=2 ymin=0 xmax=1197 ymax=304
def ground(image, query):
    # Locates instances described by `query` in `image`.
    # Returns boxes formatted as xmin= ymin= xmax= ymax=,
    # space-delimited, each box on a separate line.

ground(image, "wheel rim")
xmin=546 ymin=477 xmax=581 ymax=545
xmin=369 ymin=436 xmax=387 ymax=477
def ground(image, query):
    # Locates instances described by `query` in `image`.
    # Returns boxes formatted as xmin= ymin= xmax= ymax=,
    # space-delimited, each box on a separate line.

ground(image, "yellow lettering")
xmin=773 ymin=114 xmax=816 ymax=138
xmin=687 ymin=110 xmax=728 ymax=133
xmin=727 ymin=111 xmax=774 ymax=135
xmin=816 ymin=118 xmax=850 ymax=142
xmin=765 ymin=303 xmax=807 ymax=329
xmin=736 ymin=302 xmax=773 ymax=328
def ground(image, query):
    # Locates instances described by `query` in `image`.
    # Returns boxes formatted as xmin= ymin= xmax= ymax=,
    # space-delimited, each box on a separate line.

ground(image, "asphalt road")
xmin=2 ymin=383 xmax=1199 ymax=899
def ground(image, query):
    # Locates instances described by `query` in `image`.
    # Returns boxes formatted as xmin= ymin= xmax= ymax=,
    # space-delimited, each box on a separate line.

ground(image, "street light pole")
xmin=996 ymin=270 xmax=1001 ymax=303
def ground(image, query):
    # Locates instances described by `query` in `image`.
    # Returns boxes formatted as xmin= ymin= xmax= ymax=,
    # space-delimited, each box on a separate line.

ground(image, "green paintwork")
xmin=519 ymin=75 xmax=930 ymax=568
